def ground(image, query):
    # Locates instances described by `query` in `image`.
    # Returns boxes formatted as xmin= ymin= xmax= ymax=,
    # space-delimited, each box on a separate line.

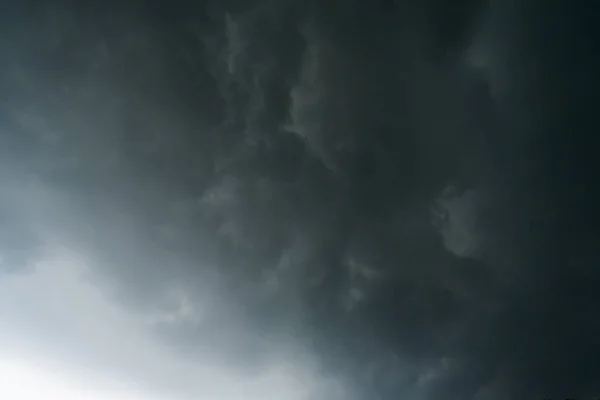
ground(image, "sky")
xmin=1 ymin=0 xmax=600 ymax=399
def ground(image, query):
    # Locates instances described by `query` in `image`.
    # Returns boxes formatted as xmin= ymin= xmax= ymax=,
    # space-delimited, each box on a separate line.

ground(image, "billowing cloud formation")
xmin=1 ymin=0 xmax=599 ymax=399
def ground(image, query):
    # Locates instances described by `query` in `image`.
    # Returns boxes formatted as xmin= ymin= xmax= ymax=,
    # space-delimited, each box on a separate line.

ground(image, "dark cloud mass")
xmin=1 ymin=0 xmax=599 ymax=398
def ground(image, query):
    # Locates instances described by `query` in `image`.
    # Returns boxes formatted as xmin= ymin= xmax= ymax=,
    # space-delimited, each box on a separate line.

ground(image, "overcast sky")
xmin=1 ymin=1 xmax=599 ymax=399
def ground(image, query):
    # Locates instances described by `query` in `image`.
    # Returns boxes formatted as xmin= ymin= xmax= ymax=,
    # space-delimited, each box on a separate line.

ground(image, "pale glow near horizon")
xmin=0 ymin=356 xmax=157 ymax=400
xmin=0 ymin=178 xmax=344 ymax=400
xmin=0 ymin=242 xmax=339 ymax=400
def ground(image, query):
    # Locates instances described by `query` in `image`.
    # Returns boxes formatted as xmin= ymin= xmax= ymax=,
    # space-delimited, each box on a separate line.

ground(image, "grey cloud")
xmin=2 ymin=0 xmax=599 ymax=399
xmin=0 ymin=209 xmax=41 ymax=275
xmin=0 ymin=0 xmax=500 ymax=397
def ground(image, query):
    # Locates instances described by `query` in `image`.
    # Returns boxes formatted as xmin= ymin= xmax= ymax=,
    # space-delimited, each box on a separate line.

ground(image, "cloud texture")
xmin=1 ymin=0 xmax=599 ymax=399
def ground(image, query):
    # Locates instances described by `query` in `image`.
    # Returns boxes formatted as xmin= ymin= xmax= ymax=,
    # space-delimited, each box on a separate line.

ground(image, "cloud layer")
xmin=1 ymin=0 xmax=599 ymax=399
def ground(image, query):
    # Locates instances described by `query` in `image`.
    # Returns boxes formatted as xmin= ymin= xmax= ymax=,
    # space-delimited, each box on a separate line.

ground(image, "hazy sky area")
xmin=1 ymin=1 xmax=599 ymax=399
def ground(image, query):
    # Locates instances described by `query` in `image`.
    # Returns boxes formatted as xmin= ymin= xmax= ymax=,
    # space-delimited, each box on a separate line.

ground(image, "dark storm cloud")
xmin=2 ymin=0 xmax=599 ymax=399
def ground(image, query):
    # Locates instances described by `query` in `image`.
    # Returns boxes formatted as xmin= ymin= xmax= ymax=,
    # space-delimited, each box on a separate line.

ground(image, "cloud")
xmin=0 ymin=242 xmax=348 ymax=400
xmin=2 ymin=1 xmax=600 ymax=400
